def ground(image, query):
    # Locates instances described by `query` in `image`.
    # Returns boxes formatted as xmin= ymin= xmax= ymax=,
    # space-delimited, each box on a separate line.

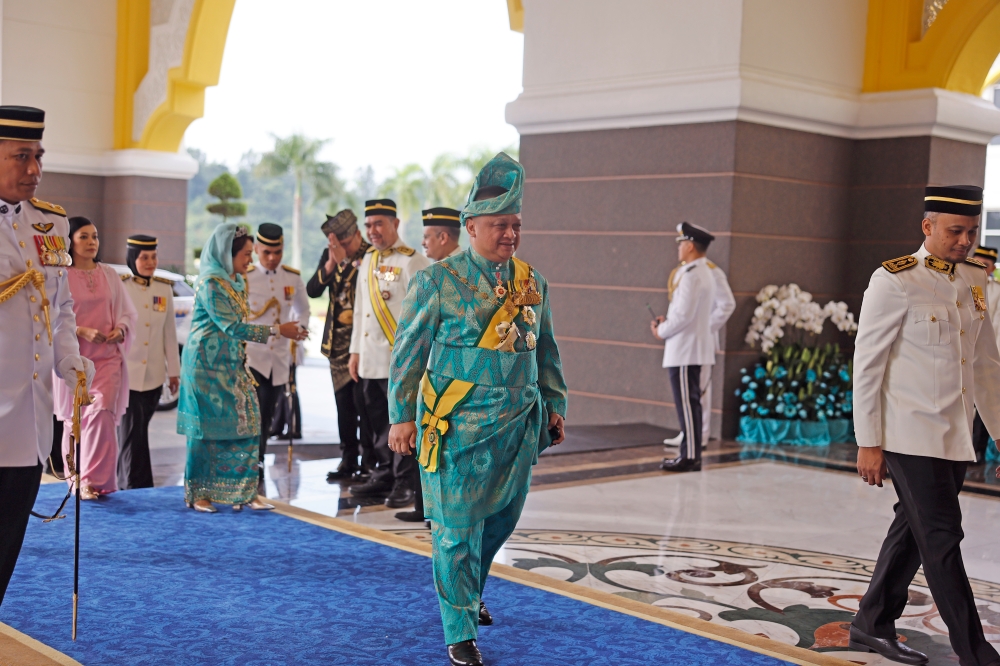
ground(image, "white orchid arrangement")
xmin=745 ymin=284 xmax=858 ymax=353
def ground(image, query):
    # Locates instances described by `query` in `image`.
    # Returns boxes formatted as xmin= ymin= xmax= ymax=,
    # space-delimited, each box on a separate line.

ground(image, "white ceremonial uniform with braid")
xmin=0 ymin=200 xmax=88 ymax=466
xmin=701 ymin=261 xmax=735 ymax=441
xmin=245 ymin=264 xmax=309 ymax=385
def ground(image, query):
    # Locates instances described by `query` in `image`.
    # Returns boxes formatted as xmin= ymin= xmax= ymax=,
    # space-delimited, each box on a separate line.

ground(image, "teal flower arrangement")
xmin=735 ymin=343 xmax=853 ymax=421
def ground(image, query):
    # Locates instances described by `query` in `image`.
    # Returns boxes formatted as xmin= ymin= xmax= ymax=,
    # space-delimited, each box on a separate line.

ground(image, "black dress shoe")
xmin=478 ymin=601 xmax=493 ymax=626
xmin=394 ymin=509 xmax=425 ymax=522
xmin=349 ymin=478 xmax=393 ymax=497
xmin=447 ymin=639 xmax=483 ymax=666
xmin=848 ymin=625 xmax=927 ymax=664
xmin=385 ymin=485 xmax=415 ymax=508
xmin=326 ymin=461 xmax=359 ymax=482
xmin=660 ymin=457 xmax=702 ymax=472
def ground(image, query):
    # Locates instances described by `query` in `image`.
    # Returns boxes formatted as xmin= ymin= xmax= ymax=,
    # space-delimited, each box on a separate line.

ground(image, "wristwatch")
xmin=270 ymin=325 xmax=279 ymax=337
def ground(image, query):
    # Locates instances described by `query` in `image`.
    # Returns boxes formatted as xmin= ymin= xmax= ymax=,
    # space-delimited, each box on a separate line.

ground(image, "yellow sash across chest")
xmin=367 ymin=249 xmax=398 ymax=346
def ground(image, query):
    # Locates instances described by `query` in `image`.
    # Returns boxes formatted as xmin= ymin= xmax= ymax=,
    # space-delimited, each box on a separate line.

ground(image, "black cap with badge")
xmin=676 ymin=221 xmax=715 ymax=247
xmin=365 ymin=199 xmax=397 ymax=218
xmin=422 ymin=207 xmax=462 ymax=229
xmin=924 ymin=185 xmax=983 ymax=217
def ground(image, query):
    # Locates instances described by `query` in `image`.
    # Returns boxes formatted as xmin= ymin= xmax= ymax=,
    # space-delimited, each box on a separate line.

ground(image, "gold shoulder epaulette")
xmin=706 ymin=260 xmax=717 ymax=269
xmin=366 ymin=245 xmax=377 ymax=254
xmin=397 ymin=246 xmax=415 ymax=256
xmin=281 ymin=264 xmax=301 ymax=275
xmin=246 ymin=264 xmax=256 ymax=273
xmin=966 ymin=257 xmax=987 ymax=269
xmin=152 ymin=276 xmax=172 ymax=285
xmin=882 ymin=256 xmax=917 ymax=273
xmin=120 ymin=273 xmax=130 ymax=281
xmin=28 ymin=197 xmax=66 ymax=216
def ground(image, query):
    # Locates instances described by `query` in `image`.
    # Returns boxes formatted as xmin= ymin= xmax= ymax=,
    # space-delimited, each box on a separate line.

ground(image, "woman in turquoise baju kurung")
xmin=177 ymin=223 xmax=304 ymax=511
xmin=388 ymin=153 xmax=567 ymax=660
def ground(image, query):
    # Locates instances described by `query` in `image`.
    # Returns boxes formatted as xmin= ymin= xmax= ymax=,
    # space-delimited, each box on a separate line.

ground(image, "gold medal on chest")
xmin=33 ymin=235 xmax=72 ymax=267
xmin=381 ymin=290 xmax=391 ymax=301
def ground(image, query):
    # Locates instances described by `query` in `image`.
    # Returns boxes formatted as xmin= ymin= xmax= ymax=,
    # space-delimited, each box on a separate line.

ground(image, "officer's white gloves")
xmin=56 ymin=355 xmax=95 ymax=392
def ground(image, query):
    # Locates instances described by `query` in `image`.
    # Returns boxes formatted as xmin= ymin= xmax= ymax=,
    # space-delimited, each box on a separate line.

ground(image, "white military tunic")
xmin=245 ymin=263 xmax=309 ymax=386
xmin=657 ymin=257 xmax=717 ymax=367
xmin=350 ymin=240 xmax=431 ymax=379
xmin=0 ymin=199 xmax=83 ymax=466
xmin=987 ymin=274 xmax=1000 ymax=350
xmin=853 ymin=244 xmax=1000 ymax=461
xmin=122 ymin=275 xmax=180 ymax=392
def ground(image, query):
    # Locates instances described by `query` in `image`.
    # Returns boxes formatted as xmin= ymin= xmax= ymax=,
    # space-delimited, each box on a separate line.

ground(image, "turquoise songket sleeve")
xmin=389 ymin=269 xmax=442 ymax=424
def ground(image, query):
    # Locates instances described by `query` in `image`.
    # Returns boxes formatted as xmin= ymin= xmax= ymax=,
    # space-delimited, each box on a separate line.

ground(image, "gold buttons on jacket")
xmin=34 ymin=353 xmax=39 ymax=361
xmin=364 ymin=332 xmax=369 ymax=336
xmin=145 ymin=304 xmax=149 ymax=309
xmin=142 ymin=360 xmax=146 ymax=364
xmin=957 ymin=301 xmax=962 ymax=307
xmin=11 ymin=223 xmax=17 ymax=229
xmin=33 ymin=372 xmax=38 ymax=379
xmin=33 ymin=314 xmax=38 ymax=322
xmin=29 ymin=295 xmax=35 ymax=302
xmin=25 ymin=259 xmax=31 ymax=267
xmin=18 ymin=241 xmax=24 ymax=248
xmin=962 ymin=387 xmax=967 ymax=394
xmin=144 ymin=341 xmax=149 ymax=346
xmin=961 ymin=329 xmax=965 ymax=335
xmin=34 ymin=334 xmax=40 ymax=341
xmin=930 ymin=315 xmax=937 ymax=322
xmin=145 ymin=322 xmax=150 ymax=327
xmin=962 ymin=358 xmax=966 ymax=364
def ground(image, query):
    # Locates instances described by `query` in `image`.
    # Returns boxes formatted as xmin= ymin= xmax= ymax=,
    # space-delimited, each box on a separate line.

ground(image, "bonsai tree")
xmin=206 ymin=172 xmax=247 ymax=222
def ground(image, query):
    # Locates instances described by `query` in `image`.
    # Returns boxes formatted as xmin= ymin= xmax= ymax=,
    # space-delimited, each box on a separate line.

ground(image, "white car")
xmin=109 ymin=264 xmax=194 ymax=410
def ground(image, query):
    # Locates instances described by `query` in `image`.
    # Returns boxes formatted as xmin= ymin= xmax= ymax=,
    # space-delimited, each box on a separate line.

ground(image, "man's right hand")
xmin=389 ymin=422 xmax=417 ymax=455
xmin=650 ymin=316 xmax=665 ymax=341
xmin=349 ymin=353 xmax=360 ymax=382
xmin=857 ymin=446 xmax=888 ymax=487
xmin=325 ymin=234 xmax=346 ymax=273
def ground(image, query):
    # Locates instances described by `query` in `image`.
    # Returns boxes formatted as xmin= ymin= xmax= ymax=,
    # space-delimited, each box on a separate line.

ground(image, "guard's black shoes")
xmin=326 ymin=461 xmax=359 ymax=482
xmin=384 ymin=485 xmax=414 ymax=508
xmin=848 ymin=625 xmax=927 ymax=664
xmin=394 ymin=509 xmax=425 ymax=522
xmin=660 ymin=457 xmax=702 ymax=472
xmin=447 ymin=639 xmax=483 ymax=666
xmin=478 ymin=601 xmax=493 ymax=626
xmin=349 ymin=478 xmax=393 ymax=497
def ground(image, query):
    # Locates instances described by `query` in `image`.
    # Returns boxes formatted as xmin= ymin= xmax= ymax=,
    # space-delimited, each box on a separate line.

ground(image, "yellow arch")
xmin=864 ymin=0 xmax=1000 ymax=95
xmin=114 ymin=0 xmax=237 ymax=152
xmin=507 ymin=0 xmax=523 ymax=32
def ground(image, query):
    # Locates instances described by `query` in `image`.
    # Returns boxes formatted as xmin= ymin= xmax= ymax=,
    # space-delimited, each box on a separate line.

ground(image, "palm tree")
xmin=255 ymin=134 xmax=340 ymax=269
xmin=425 ymin=153 xmax=462 ymax=208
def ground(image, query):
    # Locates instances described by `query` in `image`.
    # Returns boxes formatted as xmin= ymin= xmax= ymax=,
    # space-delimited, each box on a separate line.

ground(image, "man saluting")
xmin=851 ymin=185 xmax=1000 ymax=666
xmin=388 ymin=153 xmax=567 ymax=666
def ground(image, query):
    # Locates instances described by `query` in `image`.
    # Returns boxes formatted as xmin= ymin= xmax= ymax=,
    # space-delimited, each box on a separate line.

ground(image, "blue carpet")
xmin=1 ymin=485 xmax=791 ymax=665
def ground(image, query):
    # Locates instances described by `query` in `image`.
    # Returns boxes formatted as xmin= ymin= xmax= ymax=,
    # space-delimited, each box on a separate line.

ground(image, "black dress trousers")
xmin=972 ymin=411 xmax=989 ymax=462
xmin=270 ymin=365 xmax=302 ymax=440
xmin=361 ymin=378 xmax=416 ymax=488
xmin=854 ymin=451 xmax=999 ymax=665
xmin=668 ymin=365 xmax=703 ymax=461
xmin=0 ymin=463 xmax=42 ymax=606
xmin=117 ymin=386 xmax=162 ymax=489
xmin=335 ymin=379 xmax=362 ymax=469
xmin=251 ymin=368 xmax=284 ymax=481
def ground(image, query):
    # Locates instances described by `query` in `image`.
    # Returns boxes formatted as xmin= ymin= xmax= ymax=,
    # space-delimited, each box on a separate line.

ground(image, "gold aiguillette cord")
xmin=0 ymin=269 xmax=52 ymax=344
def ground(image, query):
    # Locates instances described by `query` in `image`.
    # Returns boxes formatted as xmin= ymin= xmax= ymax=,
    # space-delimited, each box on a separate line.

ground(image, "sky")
xmin=183 ymin=0 xmax=524 ymax=181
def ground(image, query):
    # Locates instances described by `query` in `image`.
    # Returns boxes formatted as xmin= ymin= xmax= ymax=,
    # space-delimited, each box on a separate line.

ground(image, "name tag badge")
xmin=152 ymin=296 xmax=167 ymax=312
xmin=33 ymin=235 xmax=72 ymax=267
xmin=284 ymin=286 xmax=294 ymax=301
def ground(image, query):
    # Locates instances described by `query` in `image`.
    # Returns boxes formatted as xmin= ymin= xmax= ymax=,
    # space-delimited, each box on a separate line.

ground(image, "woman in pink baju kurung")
xmin=53 ymin=218 xmax=136 ymax=498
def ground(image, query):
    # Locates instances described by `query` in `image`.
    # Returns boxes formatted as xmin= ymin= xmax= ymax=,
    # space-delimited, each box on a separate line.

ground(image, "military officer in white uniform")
xmin=663 ymin=257 xmax=735 ymax=450
xmin=349 ymin=199 xmax=431 ymax=507
xmin=0 ymin=106 xmax=93 ymax=606
xmin=421 ymin=207 xmax=462 ymax=262
xmin=245 ymin=223 xmax=309 ymax=483
xmin=970 ymin=245 xmax=1000 ymax=463
xmin=651 ymin=222 xmax=717 ymax=472
xmin=118 ymin=234 xmax=180 ymax=489
xmin=851 ymin=186 xmax=1000 ymax=666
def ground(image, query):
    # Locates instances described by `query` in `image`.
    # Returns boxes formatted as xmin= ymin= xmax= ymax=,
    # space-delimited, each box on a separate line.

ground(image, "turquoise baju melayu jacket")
xmin=388 ymin=248 xmax=567 ymax=528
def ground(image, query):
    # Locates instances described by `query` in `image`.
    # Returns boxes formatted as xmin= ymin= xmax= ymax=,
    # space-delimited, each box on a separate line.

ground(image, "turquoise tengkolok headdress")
xmin=459 ymin=152 xmax=524 ymax=224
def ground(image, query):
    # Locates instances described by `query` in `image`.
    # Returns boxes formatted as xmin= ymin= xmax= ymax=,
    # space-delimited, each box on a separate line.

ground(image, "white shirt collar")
xmin=0 ymin=200 xmax=23 ymax=221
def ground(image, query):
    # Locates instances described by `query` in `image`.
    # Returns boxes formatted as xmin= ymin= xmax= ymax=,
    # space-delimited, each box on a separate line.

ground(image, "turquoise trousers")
xmin=431 ymin=484 xmax=529 ymax=644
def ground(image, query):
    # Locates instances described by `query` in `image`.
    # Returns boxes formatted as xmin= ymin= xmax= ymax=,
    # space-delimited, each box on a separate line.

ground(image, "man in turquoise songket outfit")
xmin=388 ymin=152 xmax=567 ymax=666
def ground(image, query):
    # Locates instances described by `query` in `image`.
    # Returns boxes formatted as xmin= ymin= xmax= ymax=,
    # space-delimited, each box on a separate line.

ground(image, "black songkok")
xmin=924 ymin=185 xmax=983 ymax=217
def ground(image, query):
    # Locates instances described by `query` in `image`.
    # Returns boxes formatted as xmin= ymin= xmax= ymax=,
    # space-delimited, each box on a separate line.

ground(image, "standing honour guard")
xmin=245 ymin=223 xmax=309 ymax=485
xmin=348 ymin=199 xmax=431 ymax=508
xmin=307 ymin=209 xmax=373 ymax=482
xmin=852 ymin=186 xmax=1000 ymax=666
xmin=118 ymin=234 xmax=180 ymax=489
xmin=651 ymin=222 xmax=717 ymax=472
xmin=388 ymin=153 xmax=567 ymax=666
xmin=971 ymin=245 xmax=999 ymax=463
xmin=0 ymin=105 xmax=93 ymax=605
xmin=662 ymin=252 xmax=735 ymax=450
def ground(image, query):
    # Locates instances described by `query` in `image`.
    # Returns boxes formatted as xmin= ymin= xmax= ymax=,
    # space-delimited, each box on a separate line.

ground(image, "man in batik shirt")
xmin=388 ymin=153 xmax=567 ymax=666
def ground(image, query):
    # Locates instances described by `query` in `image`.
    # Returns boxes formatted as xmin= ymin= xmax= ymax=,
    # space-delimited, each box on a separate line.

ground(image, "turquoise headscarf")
xmin=459 ymin=152 xmax=524 ymax=224
xmin=198 ymin=222 xmax=248 ymax=290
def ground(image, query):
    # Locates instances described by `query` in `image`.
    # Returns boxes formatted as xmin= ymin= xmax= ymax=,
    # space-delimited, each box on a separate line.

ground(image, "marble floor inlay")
xmin=387 ymin=527 xmax=1000 ymax=666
